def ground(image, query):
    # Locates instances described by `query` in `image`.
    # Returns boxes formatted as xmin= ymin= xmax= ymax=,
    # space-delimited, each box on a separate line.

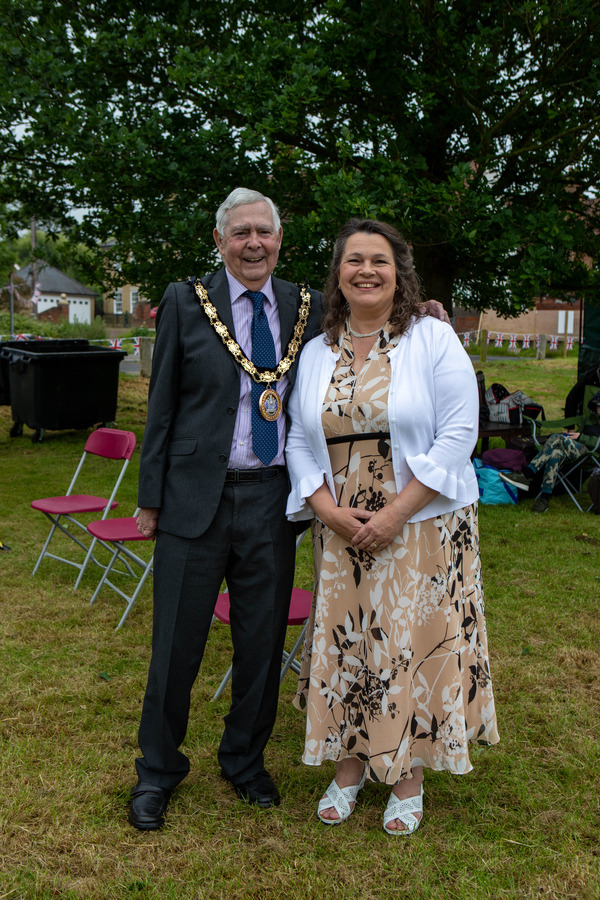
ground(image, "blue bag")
xmin=473 ymin=458 xmax=518 ymax=505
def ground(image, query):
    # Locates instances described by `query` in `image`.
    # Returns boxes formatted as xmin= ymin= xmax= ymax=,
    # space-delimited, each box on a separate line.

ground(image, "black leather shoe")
xmin=230 ymin=769 xmax=281 ymax=808
xmin=128 ymin=782 xmax=171 ymax=830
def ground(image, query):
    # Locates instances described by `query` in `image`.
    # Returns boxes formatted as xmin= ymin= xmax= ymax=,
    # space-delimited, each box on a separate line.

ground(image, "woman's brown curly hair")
xmin=321 ymin=218 xmax=424 ymax=346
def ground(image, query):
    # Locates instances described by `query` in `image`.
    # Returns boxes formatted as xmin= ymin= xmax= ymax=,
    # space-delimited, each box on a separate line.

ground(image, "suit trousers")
xmin=135 ymin=470 xmax=297 ymax=789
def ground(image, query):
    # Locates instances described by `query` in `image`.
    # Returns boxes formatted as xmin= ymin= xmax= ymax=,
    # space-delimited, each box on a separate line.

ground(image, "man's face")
xmin=214 ymin=201 xmax=283 ymax=290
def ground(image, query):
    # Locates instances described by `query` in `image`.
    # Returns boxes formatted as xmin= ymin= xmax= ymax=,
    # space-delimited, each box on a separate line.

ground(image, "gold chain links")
xmin=191 ymin=280 xmax=312 ymax=385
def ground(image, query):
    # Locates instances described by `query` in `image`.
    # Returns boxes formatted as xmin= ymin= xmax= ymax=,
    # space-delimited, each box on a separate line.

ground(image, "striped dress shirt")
xmin=225 ymin=270 xmax=288 ymax=468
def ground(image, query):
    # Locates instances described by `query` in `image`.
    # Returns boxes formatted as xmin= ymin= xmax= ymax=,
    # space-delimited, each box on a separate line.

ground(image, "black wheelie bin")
xmin=0 ymin=339 xmax=89 ymax=407
xmin=1 ymin=339 xmax=127 ymax=442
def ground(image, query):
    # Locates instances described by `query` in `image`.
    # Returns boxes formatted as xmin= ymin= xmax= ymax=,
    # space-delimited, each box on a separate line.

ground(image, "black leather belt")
xmin=225 ymin=466 xmax=286 ymax=484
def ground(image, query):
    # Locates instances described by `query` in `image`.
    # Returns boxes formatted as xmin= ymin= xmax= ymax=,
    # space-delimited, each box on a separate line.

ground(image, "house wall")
xmin=37 ymin=293 xmax=93 ymax=325
xmin=103 ymin=284 xmax=145 ymax=316
xmin=481 ymin=304 xmax=581 ymax=339
xmin=102 ymin=284 xmax=154 ymax=328
xmin=454 ymin=298 xmax=582 ymax=340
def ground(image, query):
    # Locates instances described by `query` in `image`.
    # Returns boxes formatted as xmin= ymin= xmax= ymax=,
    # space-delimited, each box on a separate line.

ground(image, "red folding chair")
xmin=211 ymin=586 xmax=312 ymax=700
xmin=211 ymin=529 xmax=313 ymax=700
xmin=31 ymin=428 xmax=137 ymax=587
xmin=86 ymin=509 xmax=154 ymax=630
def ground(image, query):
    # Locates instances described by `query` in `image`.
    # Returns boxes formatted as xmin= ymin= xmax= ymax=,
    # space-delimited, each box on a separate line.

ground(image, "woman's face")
xmin=338 ymin=232 xmax=396 ymax=320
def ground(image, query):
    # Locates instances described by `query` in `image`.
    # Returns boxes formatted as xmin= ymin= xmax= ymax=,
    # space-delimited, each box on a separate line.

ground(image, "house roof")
xmin=15 ymin=261 xmax=96 ymax=296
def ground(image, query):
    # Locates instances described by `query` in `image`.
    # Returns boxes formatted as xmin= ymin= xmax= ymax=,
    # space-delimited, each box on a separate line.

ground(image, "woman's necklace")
xmin=349 ymin=324 xmax=384 ymax=338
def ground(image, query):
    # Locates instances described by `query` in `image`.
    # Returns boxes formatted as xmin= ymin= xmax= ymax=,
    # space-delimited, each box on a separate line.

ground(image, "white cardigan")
xmin=285 ymin=316 xmax=480 ymax=523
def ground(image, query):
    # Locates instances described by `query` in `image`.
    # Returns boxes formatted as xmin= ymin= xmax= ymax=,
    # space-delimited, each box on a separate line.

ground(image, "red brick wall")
xmin=132 ymin=302 xmax=155 ymax=327
xmin=37 ymin=302 xmax=69 ymax=324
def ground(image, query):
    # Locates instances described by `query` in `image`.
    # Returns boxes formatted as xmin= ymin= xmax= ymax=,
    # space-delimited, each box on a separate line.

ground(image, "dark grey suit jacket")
xmin=137 ymin=267 xmax=323 ymax=539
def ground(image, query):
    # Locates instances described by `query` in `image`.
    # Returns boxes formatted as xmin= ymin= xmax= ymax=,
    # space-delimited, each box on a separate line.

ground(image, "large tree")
xmin=1 ymin=0 xmax=599 ymax=313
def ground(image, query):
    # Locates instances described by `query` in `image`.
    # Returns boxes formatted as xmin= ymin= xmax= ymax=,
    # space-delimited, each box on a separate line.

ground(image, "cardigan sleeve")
xmin=403 ymin=324 xmax=479 ymax=502
xmin=285 ymin=352 xmax=328 ymax=521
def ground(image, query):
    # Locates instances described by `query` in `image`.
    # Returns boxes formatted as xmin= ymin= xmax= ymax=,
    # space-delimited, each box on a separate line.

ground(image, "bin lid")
xmin=1 ymin=342 xmax=126 ymax=361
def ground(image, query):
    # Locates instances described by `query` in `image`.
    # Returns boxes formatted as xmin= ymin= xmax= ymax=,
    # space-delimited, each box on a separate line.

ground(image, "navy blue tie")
xmin=246 ymin=290 xmax=278 ymax=466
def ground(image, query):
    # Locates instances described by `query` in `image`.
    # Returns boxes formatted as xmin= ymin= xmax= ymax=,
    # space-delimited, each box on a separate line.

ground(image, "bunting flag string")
xmin=482 ymin=330 xmax=578 ymax=351
xmin=13 ymin=288 xmax=30 ymax=304
xmin=0 ymin=334 xmax=155 ymax=349
xmin=0 ymin=333 xmax=43 ymax=341
xmin=0 ymin=325 xmax=575 ymax=357
xmin=30 ymin=282 xmax=41 ymax=307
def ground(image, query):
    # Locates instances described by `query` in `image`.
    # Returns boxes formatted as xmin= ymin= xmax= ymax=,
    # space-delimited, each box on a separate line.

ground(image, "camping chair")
xmin=30 ymin=428 xmax=137 ymax=585
xmin=211 ymin=531 xmax=313 ymax=701
xmin=524 ymin=384 xmax=600 ymax=511
xmin=86 ymin=509 xmax=154 ymax=630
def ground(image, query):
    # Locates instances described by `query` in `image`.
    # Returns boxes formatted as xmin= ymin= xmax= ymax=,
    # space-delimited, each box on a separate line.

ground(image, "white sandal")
xmin=317 ymin=770 xmax=367 ymax=825
xmin=383 ymin=784 xmax=423 ymax=836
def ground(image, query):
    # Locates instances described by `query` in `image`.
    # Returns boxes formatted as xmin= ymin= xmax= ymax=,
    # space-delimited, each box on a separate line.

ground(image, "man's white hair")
xmin=215 ymin=187 xmax=281 ymax=236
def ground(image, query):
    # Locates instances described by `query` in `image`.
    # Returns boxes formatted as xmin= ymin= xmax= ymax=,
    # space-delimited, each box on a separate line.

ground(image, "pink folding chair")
xmin=86 ymin=509 xmax=154 ymax=630
xmin=31 ymin=428 xmax=137 ymax=587
xmin=211 ymin=584 xmax=313 ymax=701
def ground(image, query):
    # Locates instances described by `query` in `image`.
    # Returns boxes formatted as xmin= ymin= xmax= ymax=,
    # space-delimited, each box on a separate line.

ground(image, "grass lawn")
xmin=0 ymin=357 xmax=598 ymax=899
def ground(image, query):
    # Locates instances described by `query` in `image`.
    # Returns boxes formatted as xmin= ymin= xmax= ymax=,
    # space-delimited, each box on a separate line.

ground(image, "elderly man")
xmin=129 ymin=188 xmax=448 ymax=830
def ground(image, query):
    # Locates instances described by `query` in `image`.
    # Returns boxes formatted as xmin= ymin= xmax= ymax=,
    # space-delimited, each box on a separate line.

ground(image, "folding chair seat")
xmin=211 ymin=585 xmax=313 ymax=701
xmin=30 ymin=428 xmax=137 ymax=585
xmin=86 ymin=510 xmax=154 ymax=630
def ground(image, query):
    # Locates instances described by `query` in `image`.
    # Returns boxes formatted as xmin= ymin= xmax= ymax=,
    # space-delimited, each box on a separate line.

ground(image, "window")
xmin=130 ymin=289 xmax=139 ymax=305
xmin=113 ymin=290 xmax=123 ymax=315
xmin=557 ymin=310 xmax=574 ymax=335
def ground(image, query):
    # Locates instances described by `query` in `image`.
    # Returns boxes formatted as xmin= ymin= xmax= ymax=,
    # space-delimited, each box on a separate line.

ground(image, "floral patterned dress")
xmin=294 ymin=322 xmax=499 ymax=784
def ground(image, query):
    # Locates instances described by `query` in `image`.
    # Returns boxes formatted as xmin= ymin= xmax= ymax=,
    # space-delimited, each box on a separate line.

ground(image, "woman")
xmin=285 ymin=219 xmax=499 ymax=835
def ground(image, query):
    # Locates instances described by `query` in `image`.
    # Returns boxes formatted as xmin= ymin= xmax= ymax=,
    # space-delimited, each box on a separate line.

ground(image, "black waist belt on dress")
xmin=224 ymin=466 xmax=286 ymax=484
xmin=326 ymin=432 xmax=391 ymax=445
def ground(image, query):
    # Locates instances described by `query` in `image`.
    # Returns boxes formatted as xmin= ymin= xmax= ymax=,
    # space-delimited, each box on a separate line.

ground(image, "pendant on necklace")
xmin=259 ymin=388 xmax=282 ymax=421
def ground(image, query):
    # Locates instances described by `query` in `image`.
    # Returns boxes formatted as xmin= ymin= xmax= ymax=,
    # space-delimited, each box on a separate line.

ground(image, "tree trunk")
xmin=412 ymin=243 xmax=456 ymax=318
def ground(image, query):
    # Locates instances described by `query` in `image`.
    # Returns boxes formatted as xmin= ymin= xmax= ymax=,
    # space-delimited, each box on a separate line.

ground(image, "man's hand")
xmin=137 ymin=507 xmax=160 ymax=539
xmin=421 ymin=298 xmax=450 ymax=325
